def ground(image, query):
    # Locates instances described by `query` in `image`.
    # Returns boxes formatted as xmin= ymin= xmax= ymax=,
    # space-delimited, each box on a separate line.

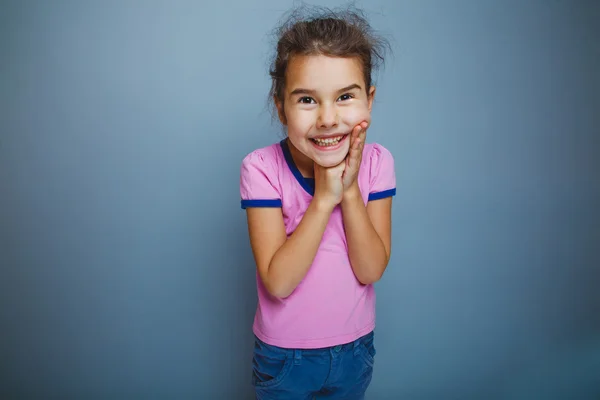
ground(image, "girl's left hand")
xmin=342 ymin=121 xmax=368 ymax=192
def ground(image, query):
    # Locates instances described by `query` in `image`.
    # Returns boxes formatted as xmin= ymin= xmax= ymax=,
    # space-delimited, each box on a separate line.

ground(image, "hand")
xmin=313 ymin=160 xmax=346 ymax=210
xmin=342 ymin=121 xmax=368 ymax=192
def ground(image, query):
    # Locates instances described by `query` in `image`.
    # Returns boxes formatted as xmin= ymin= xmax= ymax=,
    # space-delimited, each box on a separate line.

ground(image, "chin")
xmin=314 ymin=160 xmax=342 ymax=168
xmin=312 ymin=148 xmax=349 ymax=168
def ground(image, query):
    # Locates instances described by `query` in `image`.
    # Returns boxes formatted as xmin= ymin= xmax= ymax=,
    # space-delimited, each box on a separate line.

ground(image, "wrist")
xmin=311 ymin=194 xmax=337 ymax=213
xmin=342 ymin=182 xmax=362 ymax=203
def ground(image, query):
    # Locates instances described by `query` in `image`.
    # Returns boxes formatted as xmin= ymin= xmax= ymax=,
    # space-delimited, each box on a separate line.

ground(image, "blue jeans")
xmin=251 ymin=331 xmax=376 ymax=399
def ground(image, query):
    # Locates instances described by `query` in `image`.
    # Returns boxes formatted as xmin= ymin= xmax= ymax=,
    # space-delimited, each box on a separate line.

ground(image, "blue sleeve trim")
xmin=368 ymin=188 xmax=396 ymax=201
xmin=241 ymin=199 xmax=282 ymax=209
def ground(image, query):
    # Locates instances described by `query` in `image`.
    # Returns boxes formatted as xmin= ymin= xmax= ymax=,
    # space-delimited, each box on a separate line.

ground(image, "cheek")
xmin=285 ymin=109 xmax=310 ymax=130
xmin=285 ymin=116 xmax=311 ymax=150
xmin=341 ymin=104 xmax=372 ymax=127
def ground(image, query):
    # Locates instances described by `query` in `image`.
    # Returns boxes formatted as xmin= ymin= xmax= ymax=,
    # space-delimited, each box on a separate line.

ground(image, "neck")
xmin=286 ymin=138 xmax=314 ymax=178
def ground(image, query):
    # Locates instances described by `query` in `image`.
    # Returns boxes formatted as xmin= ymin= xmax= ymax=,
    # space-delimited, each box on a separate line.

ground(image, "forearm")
xmin=341 ymin=186 xmax=389 ymax=284
xmin=267 ymin=199 xmax=333 ymax=298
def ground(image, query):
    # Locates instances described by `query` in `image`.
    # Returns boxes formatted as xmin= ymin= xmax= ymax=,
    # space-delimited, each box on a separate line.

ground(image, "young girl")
xmin=240 ymin=6 xmax=395 ymax=399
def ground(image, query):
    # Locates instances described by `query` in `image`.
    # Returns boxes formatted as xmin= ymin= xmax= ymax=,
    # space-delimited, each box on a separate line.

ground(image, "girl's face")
xmin=276 ymin=55 xmax=375 ymax=171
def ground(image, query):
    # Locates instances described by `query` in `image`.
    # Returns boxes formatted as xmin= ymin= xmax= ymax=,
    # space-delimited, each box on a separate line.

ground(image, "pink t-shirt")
xmin=239 ymin=139 xmax=396 ymax=349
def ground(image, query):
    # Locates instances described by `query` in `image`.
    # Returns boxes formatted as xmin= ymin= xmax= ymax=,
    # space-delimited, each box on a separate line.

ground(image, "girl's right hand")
xmin=313 ymin=161 xmax=346 ymax=210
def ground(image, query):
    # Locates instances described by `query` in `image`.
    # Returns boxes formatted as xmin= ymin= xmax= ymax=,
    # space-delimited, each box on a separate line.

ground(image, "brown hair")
xmin=268 ymin=5 xmax=391 ymax=117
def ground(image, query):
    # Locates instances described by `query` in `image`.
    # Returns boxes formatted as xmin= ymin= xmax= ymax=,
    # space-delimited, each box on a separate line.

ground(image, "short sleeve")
xmin=240 ymin=150 xmax=282 ymax=209
xmin=368 ymin=143 xmax=397 ymax=201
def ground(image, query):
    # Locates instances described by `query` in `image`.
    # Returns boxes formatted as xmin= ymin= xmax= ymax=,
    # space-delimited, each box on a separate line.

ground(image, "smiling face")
xmin=276 ymin=54 xmax=375 ymax=174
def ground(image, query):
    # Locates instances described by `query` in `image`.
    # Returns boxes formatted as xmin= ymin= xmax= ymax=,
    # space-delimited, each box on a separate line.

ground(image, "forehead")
xmin=285 ymin=55 xmax=364 ymax=92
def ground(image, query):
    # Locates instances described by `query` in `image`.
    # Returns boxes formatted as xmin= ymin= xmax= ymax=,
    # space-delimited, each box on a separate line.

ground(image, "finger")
xmin=347 ymin=124 xmax=365 ymax=168
xmin=355 ymin=127 xmax=365 ymax=150
xmin=359 ymin=122 xmax=368 ymax=148
xmin=350 ymin=131 xmax=365 ymax=167
xmin=350 ymin=125 xmax=360 ymax=148
xmin=349 ymin=139 xmax=361 ymax=168
xmin=349 ymin=131 xmax=360 ymax=158
xmin=353 ymin=128 xmax=364 ymax=150
xmin=350 ymin=130 xmax=360 ymax=152
xmin=355 ymin=122 xmax=364 ymax=138
xmin=350 ymin=134 xmax=357 ymax=152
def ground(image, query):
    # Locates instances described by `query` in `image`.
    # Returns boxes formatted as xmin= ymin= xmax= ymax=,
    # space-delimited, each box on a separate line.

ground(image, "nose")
xmin=317 ymin=104 xmax=338 ymax=129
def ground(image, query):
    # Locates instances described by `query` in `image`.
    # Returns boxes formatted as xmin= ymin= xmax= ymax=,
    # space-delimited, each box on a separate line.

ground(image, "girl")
xmin=240 ymin=6 xmax=395 ymax=400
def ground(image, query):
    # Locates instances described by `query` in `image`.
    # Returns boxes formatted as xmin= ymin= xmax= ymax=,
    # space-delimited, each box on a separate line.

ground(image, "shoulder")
xmin=240 ymin=142 xmax=285 ymax=205
xmin=363 ymin=142 xmax=394 ymax=163
xmin=361 ymin=142 xmax=395 ymax=175
xmin=240 ymin=142 xmax=284 ymax=176
xmin=362 ymin=142 xmax=396 ymax=195
xmin=241 ymin=143 xmax=281 ymax=167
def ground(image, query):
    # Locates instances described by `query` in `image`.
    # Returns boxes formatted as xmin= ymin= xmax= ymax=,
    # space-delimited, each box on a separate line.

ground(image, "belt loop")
xmin=293 ymin=349 xmax=302 ymax=365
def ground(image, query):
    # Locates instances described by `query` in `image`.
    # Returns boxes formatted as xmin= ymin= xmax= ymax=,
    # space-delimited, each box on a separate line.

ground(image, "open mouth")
xmin=310 ymin=134 xmax=348 ymax=148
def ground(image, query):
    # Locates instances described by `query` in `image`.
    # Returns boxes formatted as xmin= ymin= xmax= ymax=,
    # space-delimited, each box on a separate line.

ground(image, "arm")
xmin=341 ymin=184 xmax=392 ymax=285
xmin=246 ymin=199 xmax=334 ymax=299
xmin=339 ymin=123 xmax=395 ymax=285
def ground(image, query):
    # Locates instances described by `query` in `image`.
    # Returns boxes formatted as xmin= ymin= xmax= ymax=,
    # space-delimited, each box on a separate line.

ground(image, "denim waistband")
xmin=254 ymin=330 xmax=374 ymax=359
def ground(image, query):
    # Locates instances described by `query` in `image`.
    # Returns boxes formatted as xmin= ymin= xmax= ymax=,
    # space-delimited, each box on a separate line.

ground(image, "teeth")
xmin=313 ymin=135 xmax=343 ymax=146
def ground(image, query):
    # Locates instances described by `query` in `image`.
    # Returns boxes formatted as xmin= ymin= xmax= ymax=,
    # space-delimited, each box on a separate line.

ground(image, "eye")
xmin=298 ymin=96 xmax=316 ymax=104
xmin=338 ymin=93 xmax=354 ymax=101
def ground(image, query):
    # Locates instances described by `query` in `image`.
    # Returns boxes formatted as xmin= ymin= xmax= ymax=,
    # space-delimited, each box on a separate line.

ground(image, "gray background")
xmin=1 ymin=0 xmax=599 ymax=399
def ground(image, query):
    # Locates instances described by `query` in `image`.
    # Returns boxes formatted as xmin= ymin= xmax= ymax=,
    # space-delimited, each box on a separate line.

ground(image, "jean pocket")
xmin=358 ymin=332 xmax=376 ymax=367
xmin=251 ymin=340 xmax=294 ymax=388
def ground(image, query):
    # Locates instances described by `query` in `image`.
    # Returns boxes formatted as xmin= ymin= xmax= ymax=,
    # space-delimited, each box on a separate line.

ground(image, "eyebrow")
xmin=289 ymin=83 xmax=362 ymax=96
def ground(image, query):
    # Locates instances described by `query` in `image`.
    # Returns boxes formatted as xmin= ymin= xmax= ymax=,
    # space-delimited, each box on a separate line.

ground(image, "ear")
xmin=367 ymin=86 xmax=376 ymax=113
xmin=274 ymin=96 xmax=287 ymax=125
